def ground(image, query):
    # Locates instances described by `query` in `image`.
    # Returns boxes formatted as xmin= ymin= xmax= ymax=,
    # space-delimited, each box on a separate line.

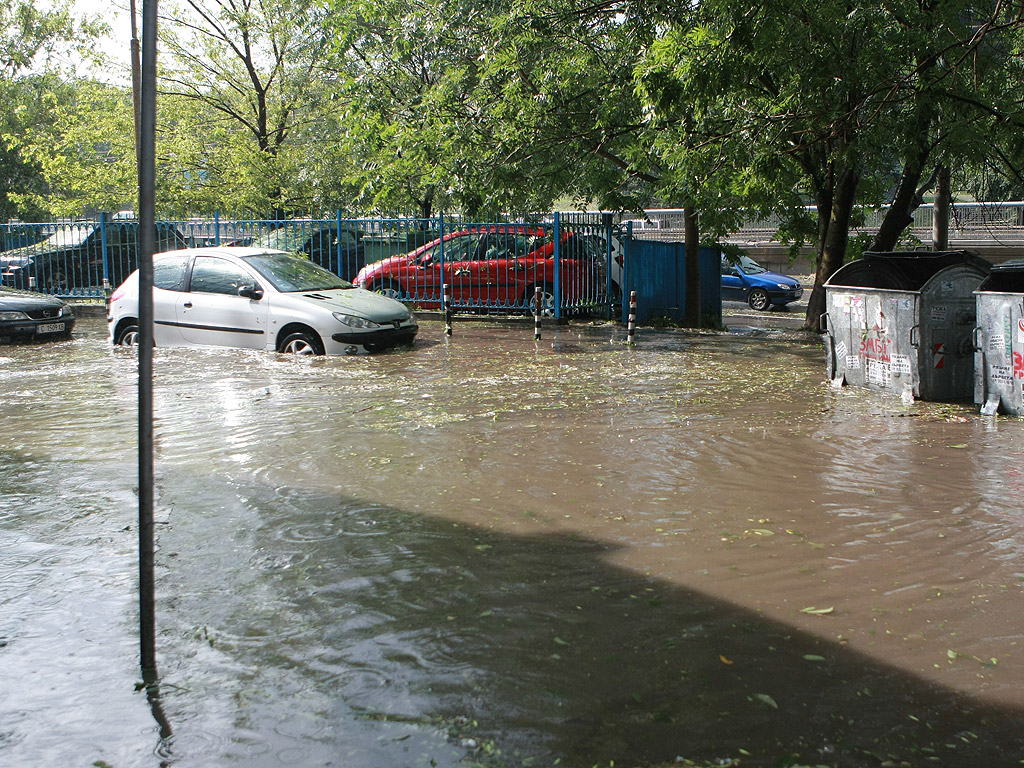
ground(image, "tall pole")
xmin=138 ymin=0 xmax=158 ymax=677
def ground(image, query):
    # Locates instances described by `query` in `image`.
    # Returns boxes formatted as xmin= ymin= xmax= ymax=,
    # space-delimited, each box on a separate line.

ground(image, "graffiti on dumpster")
xmin=1014 ymin=352 xmax=1024 ymax=380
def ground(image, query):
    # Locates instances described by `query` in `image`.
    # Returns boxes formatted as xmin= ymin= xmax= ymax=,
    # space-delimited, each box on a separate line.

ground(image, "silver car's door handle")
xmin=183 ymin=302 xmax=193 ymax=308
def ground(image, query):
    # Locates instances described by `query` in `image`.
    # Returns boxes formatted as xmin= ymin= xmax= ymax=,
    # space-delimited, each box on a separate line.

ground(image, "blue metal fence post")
xmin=603 ymin=213 xmax=614 ymax=321
xmin=438 ymin=213 xmax=446 ymax=311
xmin=99 ymin=211 xmax=110 ymax=293
xmin=621 ymin=221 xmax=632 ymax=323
xmin=552 ymin=212 xmax=562 ymax=319
xmin=336 ymin=209 xmax=343 ymax=276
xmin=214 ymin=211 xmax=221 ymax=246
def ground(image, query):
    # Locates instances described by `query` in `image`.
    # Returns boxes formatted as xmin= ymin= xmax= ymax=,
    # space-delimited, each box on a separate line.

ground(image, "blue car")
xmin=721 ymin=255 xmax=803 ymax=310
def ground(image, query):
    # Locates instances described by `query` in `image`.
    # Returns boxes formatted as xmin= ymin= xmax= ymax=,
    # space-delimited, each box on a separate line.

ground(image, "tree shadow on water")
xmin=188 ymin=492 xmax=1024 ymax=768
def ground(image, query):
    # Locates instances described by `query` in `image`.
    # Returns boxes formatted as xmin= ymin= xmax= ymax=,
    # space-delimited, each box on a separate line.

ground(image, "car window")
xmin=737 ymin=256 xmax=768 ymax=274
xmin=243 ymin=252 xmax=350 ymax=292
xmin=39 ymin=224 xmax=94 ymax=249
xmin=189 ymin=256 xmax=255 ymax=295
xmin=253 ymin=228 xmax=312 ymax=253
xmin=439 ymin=234 xmax=479 ymax=262
xmin=306 ymin=228 xmax=336 ymax=259
xmin=154 ymin=255 xmax=190 ymax=291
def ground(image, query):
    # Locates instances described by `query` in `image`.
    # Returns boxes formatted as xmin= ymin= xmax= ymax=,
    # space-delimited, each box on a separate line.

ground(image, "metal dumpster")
xmin=822 ymin=250 xmax=991 ymax=402
xmin=973 ymin=260 xmax=1024 ymax=415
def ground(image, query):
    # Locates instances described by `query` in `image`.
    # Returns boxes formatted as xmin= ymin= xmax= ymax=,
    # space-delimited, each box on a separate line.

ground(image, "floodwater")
xmin=1 ymin=314 xmax=1023 ymax=768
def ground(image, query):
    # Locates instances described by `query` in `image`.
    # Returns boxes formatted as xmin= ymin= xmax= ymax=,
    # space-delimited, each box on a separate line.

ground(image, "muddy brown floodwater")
xmin=1 ymin=314 xmax=1022 ymax=768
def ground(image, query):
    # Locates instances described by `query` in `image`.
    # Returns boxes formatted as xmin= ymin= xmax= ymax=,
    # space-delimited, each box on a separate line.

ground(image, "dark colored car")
xmin=250 ymin=222 xmax=365 ymax=282
xmin=1 ymin=222 xmax=189 ymax=295
xmin=721 ymin=254 xmax=803 ymax=310
xmin=0 ymin=285 xmax=75 ymax=342
xmin=353 ymin=226 xmax=605 ymax=315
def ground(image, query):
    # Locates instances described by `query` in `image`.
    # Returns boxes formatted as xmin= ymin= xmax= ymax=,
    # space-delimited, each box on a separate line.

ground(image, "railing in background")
xmin=630 ymin=201 xmax=1024 ymax=244
xmin=0 ymin=213 xmax=623 ymax=318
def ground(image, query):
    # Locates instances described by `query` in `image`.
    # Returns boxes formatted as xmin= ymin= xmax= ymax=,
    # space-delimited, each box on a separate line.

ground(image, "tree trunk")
xmin=683 ymin=207 xmax=701 ymax=328
xmin=932 ymin=163 xmax=951 ymax=250
xmin=805 ymin=168 xmax=859 ymax=330
xmin=870 ymin=159 xmax=925 ymax=252
xmin=869 ymin=91 xmax=936 ymax=252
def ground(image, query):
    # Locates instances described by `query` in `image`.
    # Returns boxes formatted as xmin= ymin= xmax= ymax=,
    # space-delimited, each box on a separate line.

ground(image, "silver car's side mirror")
xmin=238 ymin=284 xmax=264 ymax=300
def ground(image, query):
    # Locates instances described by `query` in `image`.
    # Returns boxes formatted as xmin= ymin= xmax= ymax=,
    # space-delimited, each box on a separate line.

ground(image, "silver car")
xmin=108 ymin=247 xmax=418 ymax=354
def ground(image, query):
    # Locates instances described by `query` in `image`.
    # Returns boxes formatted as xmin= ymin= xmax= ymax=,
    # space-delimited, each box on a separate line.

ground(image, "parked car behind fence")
xmin=249 ymin=221 xmax=366 ymax=282
xmin=1 ymin=221 xmax=189 ymax=296
xmin=354 ymin=225 xmax=614 ymax=316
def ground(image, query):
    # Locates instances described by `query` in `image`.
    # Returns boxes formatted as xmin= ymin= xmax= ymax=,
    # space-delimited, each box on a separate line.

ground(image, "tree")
xmin=9 ymin=79 xmax=137 ymax=216
xmin=632 ymin=0 xmax=1024 ymax=330
xmin=159 ymin=0 xmax=341 ymax=215
xmin=1 ymin=0 xmax=106 ymax=218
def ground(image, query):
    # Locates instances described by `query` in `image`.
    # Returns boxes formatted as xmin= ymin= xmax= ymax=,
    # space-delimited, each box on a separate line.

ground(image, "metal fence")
xmin=0 ymin=212 xmax=624 ymax=319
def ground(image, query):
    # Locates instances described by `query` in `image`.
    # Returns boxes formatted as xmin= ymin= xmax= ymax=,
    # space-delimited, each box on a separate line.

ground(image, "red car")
xmin=353 ymin=226 xmax=605 ymax=315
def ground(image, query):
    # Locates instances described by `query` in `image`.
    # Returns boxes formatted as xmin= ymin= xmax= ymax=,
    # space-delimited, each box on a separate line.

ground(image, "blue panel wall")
xmin=623 ymin=240 xmax=722 ymax=325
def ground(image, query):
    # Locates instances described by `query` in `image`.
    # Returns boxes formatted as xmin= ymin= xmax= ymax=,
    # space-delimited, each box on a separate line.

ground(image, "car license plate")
xmin=37 ymin=322 xmax=65 ymax=334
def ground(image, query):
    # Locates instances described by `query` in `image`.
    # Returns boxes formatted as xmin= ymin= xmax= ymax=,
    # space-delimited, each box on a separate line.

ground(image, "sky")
xmin=69 ymin=0 xmax=133 ymax=83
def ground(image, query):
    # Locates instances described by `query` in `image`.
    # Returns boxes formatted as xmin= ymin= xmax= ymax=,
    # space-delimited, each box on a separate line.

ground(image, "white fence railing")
xmin=629 ymin=202 xmax=1024 ymax=244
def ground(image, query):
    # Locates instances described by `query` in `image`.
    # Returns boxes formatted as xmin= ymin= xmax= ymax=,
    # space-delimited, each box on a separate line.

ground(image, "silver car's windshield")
xmin=243 ymin=252 xmax=352 ymax=292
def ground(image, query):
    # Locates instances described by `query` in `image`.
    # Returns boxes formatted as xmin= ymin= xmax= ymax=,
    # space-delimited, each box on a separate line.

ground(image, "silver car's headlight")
xmin=333 ymin=312 xmax=381 ymax=329
xmin=0 ymin=311 xmax=30 ymax=321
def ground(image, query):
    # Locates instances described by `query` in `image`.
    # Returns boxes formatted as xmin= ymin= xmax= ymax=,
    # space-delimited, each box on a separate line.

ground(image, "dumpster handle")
xmin=910 ymin=324 xmax=920 ymax=348
xmin=972 ymin=326 xmax=982 ymax=351
xmin=818 ymin=312 xmax=829 ymax=333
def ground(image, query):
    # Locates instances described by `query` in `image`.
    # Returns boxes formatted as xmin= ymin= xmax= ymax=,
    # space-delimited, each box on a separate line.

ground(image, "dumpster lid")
xmin=826 ymin=250 xmax=990 ymax=291
xmin=977 ymin=258 xmax=1024 ymax=293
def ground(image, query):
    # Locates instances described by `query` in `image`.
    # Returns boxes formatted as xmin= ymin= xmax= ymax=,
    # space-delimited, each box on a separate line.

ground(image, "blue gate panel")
xmin=624 ymin=240 xmax=722 ymax=325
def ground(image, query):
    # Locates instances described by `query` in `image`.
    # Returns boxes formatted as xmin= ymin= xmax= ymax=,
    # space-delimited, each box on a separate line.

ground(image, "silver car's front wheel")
xmin=279 ymin=331 xmax=323 ymax=355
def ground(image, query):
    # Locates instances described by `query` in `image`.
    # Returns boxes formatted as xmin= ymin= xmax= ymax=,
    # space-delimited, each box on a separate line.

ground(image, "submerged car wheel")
xmin=45 ymin=267 xmax=70 ymax=295
xmin=747 ymin=288 xmax=770 ymax=311
xmin=279 ymin=331 xmax=323 ymax=355
xmin=116 ymin=323 xmax=140 ymax=346
xmin=527 ymin=284 xmax=556 ymax=317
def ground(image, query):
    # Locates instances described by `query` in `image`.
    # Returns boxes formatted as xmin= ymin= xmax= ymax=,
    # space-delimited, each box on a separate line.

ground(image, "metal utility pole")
xmin=137 ymin=0 xmax=158 ymax=678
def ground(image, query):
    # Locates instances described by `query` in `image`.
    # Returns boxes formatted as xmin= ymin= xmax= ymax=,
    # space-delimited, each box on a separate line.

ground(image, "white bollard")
xmin=626 ymin=290 xmax=637 ymax=345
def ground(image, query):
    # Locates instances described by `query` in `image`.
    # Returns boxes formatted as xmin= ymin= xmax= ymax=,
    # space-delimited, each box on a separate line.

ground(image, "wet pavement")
xmin=1 ymin=314 xmax=1023 ymax=768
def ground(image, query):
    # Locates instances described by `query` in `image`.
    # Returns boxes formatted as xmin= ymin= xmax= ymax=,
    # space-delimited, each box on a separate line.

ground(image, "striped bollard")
xmin=626 ymin=290 xmax=637 ymax=346
xmin=534 ymin=286 xmax=542 ymax=340
xmin=443 ymin=283 xmax=453 ymax=336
